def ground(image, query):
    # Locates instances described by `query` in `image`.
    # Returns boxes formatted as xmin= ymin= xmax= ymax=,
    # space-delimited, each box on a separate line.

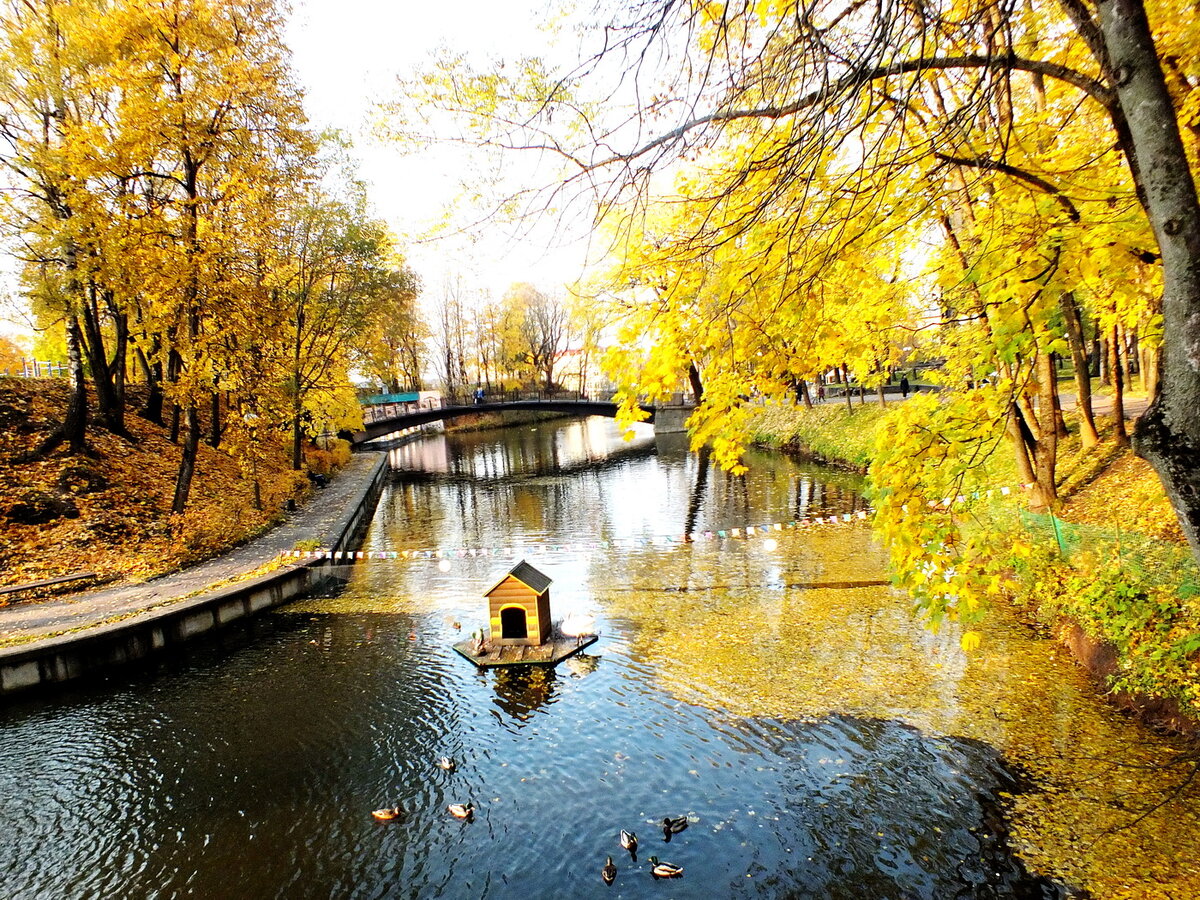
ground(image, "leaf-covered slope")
xmin=0 ymin=378 xmax=301 ymax=597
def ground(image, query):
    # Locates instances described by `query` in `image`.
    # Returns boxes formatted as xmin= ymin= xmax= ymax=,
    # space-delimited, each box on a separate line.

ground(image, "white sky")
xmin=284 ymin=0 xmax=597 ymax=307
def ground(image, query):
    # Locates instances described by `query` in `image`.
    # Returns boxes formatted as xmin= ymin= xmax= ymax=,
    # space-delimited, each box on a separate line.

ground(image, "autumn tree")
xmin=352 ymin=265 xmax=425 ymax=393
xmin=0 ymin=334 xmax=22 ymax=373
xmin=431 ymin=275 xmax=473 ymax=402
xmin=507 ymin=282 xmax=569 ymax=391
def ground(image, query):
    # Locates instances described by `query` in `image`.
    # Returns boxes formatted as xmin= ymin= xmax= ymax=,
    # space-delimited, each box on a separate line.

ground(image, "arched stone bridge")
xmin=351 ymin=398 xmax=691 ymax=445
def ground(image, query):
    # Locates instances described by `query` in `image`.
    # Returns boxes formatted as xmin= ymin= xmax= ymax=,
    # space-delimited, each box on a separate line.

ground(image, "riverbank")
xmin=746 ymin=400 xmax=1200 ymax=731
xmin=0 ymin=377 xmax=317 ymax=597
xmin=0 ymin=449 xmax=388 ymax=694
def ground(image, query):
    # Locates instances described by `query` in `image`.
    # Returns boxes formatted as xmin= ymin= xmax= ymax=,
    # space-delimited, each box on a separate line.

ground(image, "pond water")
xmin=1 ymin=418 xmax=1197 ymax=898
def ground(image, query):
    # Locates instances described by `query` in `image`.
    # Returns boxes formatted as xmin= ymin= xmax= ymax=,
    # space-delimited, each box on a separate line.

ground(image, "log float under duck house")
xmin=453 ymin=560 xmax=597 ymax=667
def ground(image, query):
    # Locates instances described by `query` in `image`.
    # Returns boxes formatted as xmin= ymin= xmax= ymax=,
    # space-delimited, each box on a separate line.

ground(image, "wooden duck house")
xmin=485 ymin=560 xmax=553 ymax=646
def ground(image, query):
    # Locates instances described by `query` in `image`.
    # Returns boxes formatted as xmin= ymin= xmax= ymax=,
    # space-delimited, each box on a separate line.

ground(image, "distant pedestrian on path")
xmin=900 ymin=375 xmax=910 ymax=399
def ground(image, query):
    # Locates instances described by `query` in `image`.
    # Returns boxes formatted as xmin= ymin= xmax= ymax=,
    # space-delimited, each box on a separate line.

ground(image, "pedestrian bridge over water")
xmin=351 ymin=397 xmax=691 ymax=445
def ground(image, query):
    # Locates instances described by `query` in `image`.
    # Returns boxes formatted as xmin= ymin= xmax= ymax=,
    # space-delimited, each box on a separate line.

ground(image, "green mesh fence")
xmin=1019 ymin=510 xmax=1200 ymax=599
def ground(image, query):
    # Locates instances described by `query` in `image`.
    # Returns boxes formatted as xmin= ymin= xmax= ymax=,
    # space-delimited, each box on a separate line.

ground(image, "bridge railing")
xmin=362 ymin=389 xmax=637 ymax=423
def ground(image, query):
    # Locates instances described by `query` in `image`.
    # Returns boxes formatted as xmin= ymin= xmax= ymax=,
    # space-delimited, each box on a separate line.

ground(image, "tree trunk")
xmin=1049 ymin=360 xmax=1069 ymax=439
xmin=110 ymin=303 xmax=127 ymax=421
xmin=23 ymin=316 xmax=89 ymax=460
xmin=1006 ymin=402 xmax=1038 ymax=495
xmin=1060 ymin=292 xmax=1100 ymax=446
xmin=209 ymin=390 xmax=221 ymax=449
xmin=1142 ymin=342 xmax=1161 ymax=404
xmin=135 ymin=347 xmax=164 ymax=425
xmin=687 ymin=361 xmax=704 ymax=402
xmin=292 ymin=397 xmax=305 ymax=471
xmin=171 ymin=404 xmax=200 ymax=514
xmin=80 ymin=284 xmax=125 ymax=435
xmin=799 ymin=380 xmax=813 ymax=409
xmin=1033 ymin=351 xmax=1060 ymax=508
xmin=1099 ymin=322 xmax=1111 ymax=385
xmin=1111 ymin=325 xmax=1130 ymax=447
xmin=1097 ymin=0 xmax=1200 ymax=558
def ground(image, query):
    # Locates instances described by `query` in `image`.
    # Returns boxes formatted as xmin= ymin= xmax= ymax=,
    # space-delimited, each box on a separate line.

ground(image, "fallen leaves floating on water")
xmin=598 ymin=529 xmax=1200 ymax=897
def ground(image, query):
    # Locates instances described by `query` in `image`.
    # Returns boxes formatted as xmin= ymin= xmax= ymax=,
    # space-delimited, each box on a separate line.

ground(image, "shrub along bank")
xmin=746 ymin=400 xmax=1200 ymax=729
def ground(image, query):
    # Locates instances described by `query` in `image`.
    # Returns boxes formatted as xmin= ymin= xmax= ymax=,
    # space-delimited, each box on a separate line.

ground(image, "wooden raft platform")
xmin=453 ymin=635 xmax=598 ymax=668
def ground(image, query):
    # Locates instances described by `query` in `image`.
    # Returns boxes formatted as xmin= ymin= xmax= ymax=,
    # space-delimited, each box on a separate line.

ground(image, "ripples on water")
xmin=0 ymin=419 xmax=1065 ymax=899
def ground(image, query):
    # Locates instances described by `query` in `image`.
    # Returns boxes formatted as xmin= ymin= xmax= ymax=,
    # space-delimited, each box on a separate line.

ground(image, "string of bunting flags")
xmin=903 ymin=483 xmax=1032 ymax=512
xmin=277 ymin=479 xmax=1038 ymax=564
xmin=279 ymin=509 xmax=875 ymax=563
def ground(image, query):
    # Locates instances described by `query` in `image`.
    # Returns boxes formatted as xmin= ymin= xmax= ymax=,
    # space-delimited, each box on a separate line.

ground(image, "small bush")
xmin=304 ymin=440 xmax=352 ymax=476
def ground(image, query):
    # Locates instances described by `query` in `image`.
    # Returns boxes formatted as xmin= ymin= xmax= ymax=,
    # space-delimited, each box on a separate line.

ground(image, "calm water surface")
xmin=0 ymin=419 xmax=1069 ymax=898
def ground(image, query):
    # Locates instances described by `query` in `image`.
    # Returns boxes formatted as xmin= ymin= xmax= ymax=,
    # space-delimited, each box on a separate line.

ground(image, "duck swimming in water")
xmin=371 ymin=806 xmax=402 ymax=822
xmin=448 ymin=802 xmax=474 ymax=820
xmin=663 ymin=815 xmax=688 ymax=833
xmin=602 ymin=856 xmax=617 ymax=885
xmin=647 ymin=856 xmax=683 ymax=879
xmin=438 ymin=756 xmax=456 ymax=772
xmin=619 ymin=830 xmax=637 ymax=854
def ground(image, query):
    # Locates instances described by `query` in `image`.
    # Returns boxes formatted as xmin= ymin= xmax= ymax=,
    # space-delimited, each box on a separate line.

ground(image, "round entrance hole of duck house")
xmin=485 ymin=560 xmax=553 ymax=647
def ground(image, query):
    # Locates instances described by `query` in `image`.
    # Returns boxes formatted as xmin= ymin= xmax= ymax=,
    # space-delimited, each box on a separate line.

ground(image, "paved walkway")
xmin=0 ymin=451 xmax=386 ymax=645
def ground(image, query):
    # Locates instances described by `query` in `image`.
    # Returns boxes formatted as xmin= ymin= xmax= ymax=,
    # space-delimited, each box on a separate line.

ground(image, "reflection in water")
xmin=563 ymin=653 xmax=600 ymax=679
xmin=490 ymin=666 xmax=559 ymax=723
xmin=0 ymin=418 xmax=1195 ymax=897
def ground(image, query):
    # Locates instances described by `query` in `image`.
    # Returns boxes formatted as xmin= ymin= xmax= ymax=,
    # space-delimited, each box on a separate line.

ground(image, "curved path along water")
xmin=0 ymin=452 xmax=384 ymax=645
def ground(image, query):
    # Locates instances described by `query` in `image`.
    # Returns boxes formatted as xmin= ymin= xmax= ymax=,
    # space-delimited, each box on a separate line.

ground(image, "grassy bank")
xmin=747 ymin=399 xmax=1200 ymax=725
xmin=746 ymin=401 xmax=888 ymax=470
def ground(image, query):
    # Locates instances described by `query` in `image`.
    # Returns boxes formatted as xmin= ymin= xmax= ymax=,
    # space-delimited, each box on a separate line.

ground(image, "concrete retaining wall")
xmin=654 ymin=404 xmax=693 ymax=434
xmin=0 ymin=454 xmax=389 ymax=698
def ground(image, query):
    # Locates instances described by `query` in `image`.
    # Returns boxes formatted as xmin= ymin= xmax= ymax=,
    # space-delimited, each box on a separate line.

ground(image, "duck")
xmin=619 ymin=829 xmax=638 ymax=854
xmin=647 ymin=856 xmax=683 ymax=879
xmin=371 ymin=806 xmax=403 ymax=822
xmin=601 ymin=856 xmax=617 ymax=886
xmin=448 ymin=802 xmax=474 ymax=819
xmin=663 ymin=815 xmax=689 ymax=834
xmin=438 ymin=756 xmax=457 ymax=772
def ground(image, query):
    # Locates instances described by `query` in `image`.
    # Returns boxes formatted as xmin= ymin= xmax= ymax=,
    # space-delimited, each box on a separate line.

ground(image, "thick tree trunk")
xmin=1098 ymin=0 xmax=1200 ymax=558
xmin=1060 ymin=292 xmax=1100 ymax=446
xmin=799 ymin=380 xmax=813 ymax=409
xmin=80 ymin=285 xmax=125 ymax=435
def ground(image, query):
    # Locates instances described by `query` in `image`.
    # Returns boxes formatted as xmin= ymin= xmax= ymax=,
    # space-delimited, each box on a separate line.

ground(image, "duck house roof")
xmin=485 ymin=560 xmax=553 ymax=597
